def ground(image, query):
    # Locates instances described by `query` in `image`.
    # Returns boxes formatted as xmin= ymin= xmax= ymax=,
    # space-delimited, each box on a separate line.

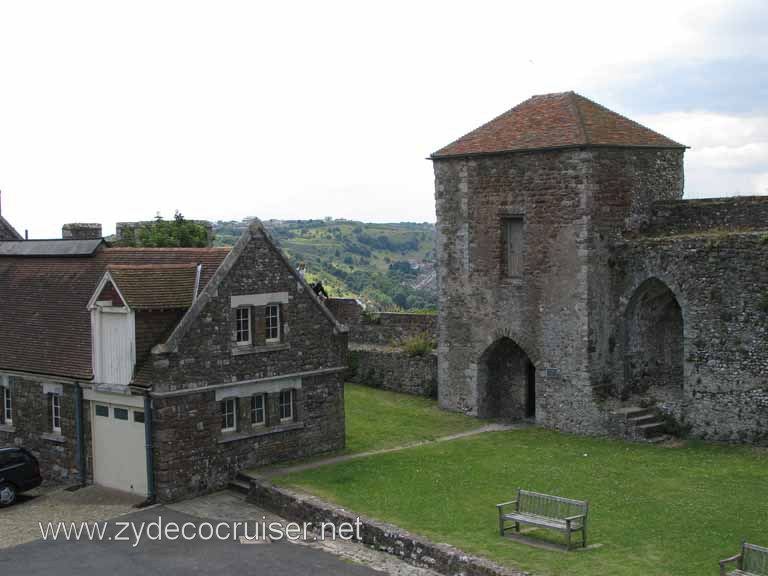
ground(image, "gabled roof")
xmin=0 ymin=239 xmax=103 ymax=257
xmin=0 ymin=214 xmax=22 ymax=241
xmin=106 ymin=264 xmax=199 ymax=310
xmin=0 ymin=247 xmax=229 ymax=381
xmin=153 ymin=220 xmax=347 ymax=358
xmin=431 ymin=91 xmax=685 ymax=158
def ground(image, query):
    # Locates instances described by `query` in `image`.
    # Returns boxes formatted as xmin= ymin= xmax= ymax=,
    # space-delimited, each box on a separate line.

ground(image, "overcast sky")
xmin=1 ymin=0 xmax=766 ymax=238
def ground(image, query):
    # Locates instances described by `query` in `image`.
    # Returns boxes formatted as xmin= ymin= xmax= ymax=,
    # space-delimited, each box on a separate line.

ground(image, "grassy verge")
xmin=343 ymin=383 xmax=484 ymax=454
xmin=276 ymin=428 xmax=768 ymax=576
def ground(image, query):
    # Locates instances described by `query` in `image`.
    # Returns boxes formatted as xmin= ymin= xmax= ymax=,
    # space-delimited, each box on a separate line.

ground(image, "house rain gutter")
xmin=143 ymin=395 xmax=156 ymax=503
xmin=75 ymin=383 xmax=86 ymax=486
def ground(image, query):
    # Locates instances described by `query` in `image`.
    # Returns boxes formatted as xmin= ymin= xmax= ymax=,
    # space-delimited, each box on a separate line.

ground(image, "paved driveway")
xmin=0 ymin=506 xmax=382 ymax=576
xmin=0 ymin=485 xmax=143 ymax=549
xmin=0 ymin=489 xmax=436 ymax=576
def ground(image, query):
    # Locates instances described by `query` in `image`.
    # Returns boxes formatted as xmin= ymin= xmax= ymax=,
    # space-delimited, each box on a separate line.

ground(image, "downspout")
xmin=143 ymin=394 xmax=156 ymax=503
xmin=75 ymin=383 xmax=86 ymax=486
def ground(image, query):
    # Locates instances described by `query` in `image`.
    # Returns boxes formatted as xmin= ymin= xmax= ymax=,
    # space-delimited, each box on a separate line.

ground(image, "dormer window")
xmin=235 ymin=307 xmax=251 ymax=345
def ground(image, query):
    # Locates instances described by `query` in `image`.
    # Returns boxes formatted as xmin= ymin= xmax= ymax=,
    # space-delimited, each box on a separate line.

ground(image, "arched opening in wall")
xmin=477 ymin=338 xmax=536 ymax=420
xmin=624 ymin=278 xmax=684 ymax=406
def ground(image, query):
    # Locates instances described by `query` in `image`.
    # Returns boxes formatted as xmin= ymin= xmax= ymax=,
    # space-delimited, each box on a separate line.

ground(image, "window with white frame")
xmin=221 ymin=398 xmax=237 ymax=432
xmin=279 ymin=389 xmax=294 ymax=422
xmin=51 ymin=394 xmax=62 ymax=433
xmin=235 ymin=307 xmax=251 ymax=345
xmin=1 ymin=377 xmax=11 ymax=426
xmin=251 ymin=394 xmax=265 ymax=426
xmin=265 ymin=305 xmax=280 ymax=343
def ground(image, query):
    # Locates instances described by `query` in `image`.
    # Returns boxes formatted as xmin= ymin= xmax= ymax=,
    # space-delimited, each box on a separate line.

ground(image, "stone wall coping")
xmin=247 ymin=479 xmax=527 ymax=576
xmin=230 ymin=343 xmax=291 ymax=357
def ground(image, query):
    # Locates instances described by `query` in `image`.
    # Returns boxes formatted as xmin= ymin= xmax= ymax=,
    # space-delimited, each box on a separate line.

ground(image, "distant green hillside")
xmin=213 ymin=219 xmax=437 ymax=311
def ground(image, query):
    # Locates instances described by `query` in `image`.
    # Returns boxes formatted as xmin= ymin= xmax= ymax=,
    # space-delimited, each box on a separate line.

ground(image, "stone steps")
xmin=612 ymin=406 xmax=667 ymax=441
xmin=228 ymin=474 xmax=252 ymax=495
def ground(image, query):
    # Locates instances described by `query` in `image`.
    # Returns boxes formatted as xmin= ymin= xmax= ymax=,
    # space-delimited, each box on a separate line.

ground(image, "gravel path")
xmin=249 ymin=422 xmax=524 ymax=479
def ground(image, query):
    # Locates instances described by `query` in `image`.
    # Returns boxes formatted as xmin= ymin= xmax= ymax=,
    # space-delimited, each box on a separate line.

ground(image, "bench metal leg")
xmin=582 ymin=525 xmax=587 ymax=548
xmin=566 ymin=529 xmax=572 ymax=550
xmin=514 ymin=522 xmax=520 ymax=533
xmin=499 ymin=516 xmax=504 ymax=537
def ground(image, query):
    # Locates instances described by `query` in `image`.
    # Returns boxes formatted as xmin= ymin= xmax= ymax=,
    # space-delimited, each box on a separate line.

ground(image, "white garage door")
xmin=92 ymin=402 xmax=148 ymax=496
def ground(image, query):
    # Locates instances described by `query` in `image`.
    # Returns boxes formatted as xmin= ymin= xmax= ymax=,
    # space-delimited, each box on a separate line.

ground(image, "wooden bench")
xmin=497 ymin=489 xmax=588 ymax=550
xmin=720 ymin=542 xmax=768 ymax=576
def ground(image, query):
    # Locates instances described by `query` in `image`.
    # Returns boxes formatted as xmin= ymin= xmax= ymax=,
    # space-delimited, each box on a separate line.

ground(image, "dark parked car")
xmin=0 ymin=447 xmax=42 ymax=507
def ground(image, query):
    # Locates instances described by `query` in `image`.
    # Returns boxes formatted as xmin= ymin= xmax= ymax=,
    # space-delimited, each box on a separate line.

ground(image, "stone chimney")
xmin=62 ymin=223 xmax=103 ymax=240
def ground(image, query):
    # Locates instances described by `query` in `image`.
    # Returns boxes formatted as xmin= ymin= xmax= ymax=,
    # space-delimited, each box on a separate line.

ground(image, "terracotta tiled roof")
xmin=431 ymin=92 xmax=685 ymax=158
xmin=0 ymin=246 xmax=230 ymax=381
xmin=109 ymin=264 xmax=198 ymax=309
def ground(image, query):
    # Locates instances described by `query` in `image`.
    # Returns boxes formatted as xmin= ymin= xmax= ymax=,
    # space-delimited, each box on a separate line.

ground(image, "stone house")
xmin=431 ymin=92 xmax=768 ymax=443
xmin=0 ymin=219 xmax=347 ymax=501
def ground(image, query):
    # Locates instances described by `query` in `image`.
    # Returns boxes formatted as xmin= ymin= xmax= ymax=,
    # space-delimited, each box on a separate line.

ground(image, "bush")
xmin=400 ymin=332 xmax=435 ymax=357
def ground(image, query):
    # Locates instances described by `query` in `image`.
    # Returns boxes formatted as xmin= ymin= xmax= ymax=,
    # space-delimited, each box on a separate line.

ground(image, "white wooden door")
xmin=92 ymin=402 xmax=147 ymax=496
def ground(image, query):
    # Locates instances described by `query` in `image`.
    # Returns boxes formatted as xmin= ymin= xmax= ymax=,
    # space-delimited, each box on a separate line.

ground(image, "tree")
xmin=119 ymin=211 xmax=210 ymax=248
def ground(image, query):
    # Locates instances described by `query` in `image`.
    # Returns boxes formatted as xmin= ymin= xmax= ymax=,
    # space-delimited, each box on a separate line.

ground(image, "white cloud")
xmin=638 ymin=111 xmax=768 ymax=198
xmin=0 ymin=0 xmax=764 ymax=237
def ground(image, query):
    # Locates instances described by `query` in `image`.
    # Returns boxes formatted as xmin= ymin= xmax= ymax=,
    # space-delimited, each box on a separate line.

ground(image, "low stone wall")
xmin=643 ymin=196 xmax=768 ymax=236
xmin=326 ymin=298 xmax=437 ymax=347
xmin=350 ymin=347 xmax=437 ymax=398
xmin=246 ymin=479 xmax=526 ymax=576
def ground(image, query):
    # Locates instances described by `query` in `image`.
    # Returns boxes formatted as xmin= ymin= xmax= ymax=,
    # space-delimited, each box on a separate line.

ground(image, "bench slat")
xmin=502 ymin=513 xmax=574 ymax=531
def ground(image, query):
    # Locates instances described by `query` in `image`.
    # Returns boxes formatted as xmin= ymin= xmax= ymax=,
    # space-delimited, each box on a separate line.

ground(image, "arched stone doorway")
xmin=477 ymin=338 xmax=536 ymax=420
xmin=624 ymin=278 xmax=684 ymax=404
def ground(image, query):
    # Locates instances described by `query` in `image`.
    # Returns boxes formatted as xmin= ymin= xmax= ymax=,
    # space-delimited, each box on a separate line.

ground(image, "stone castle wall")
xmin=434 ymin=149 xmax=597 ymax=432
xmin=326 ymin=298 xmax=437 ymax=397
xmin=642 ymin=196 xmax=768 ymax=237
xmin=349 ymin=349 xmax=437 ymax=398
xmin=606 ymin=230 xmax=768 ymax=443
xmin=326 ymin=298 xmax=436 ymax=346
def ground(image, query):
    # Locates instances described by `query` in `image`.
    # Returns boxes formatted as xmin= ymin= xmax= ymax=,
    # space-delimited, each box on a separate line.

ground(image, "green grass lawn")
xmin=343 ymin=383 xmax=484 ymax=454
xmin=276 ymin=427 xmax=768 ymax=576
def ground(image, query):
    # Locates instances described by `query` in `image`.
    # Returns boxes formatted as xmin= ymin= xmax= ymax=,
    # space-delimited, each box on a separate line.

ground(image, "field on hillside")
xmin=214 ymin=219 xmax=437 ymax=311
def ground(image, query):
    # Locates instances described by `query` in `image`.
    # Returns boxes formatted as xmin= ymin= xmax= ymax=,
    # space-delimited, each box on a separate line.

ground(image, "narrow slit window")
xmin=502 ymin=217 xmax=524 ymax=277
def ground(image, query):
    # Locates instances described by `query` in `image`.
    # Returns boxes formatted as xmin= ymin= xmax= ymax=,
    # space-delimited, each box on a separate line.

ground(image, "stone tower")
xmin=430 ymin=92 xmax=685 ymax=434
